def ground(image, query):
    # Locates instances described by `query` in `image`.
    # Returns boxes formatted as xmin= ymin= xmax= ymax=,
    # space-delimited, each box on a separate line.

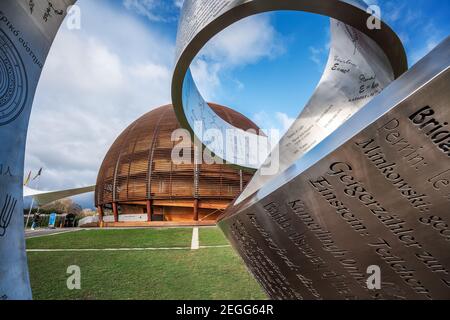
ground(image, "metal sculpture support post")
xmin=172 ymin=0 xmax=450 ymax=299
xmin=0 ymin=0 xmax=73 ymax=300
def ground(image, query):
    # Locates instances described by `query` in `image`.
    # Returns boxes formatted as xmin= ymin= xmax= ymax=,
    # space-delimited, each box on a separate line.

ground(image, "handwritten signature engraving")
xmin=29 ymin=0 xmax=64 ymax=22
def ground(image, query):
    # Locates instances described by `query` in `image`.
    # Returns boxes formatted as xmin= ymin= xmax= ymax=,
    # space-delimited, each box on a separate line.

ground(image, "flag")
xmin=32 ymin=168 xmax=43 ymax=181
xmin=23 ymin=171 xmax=32 ymax=186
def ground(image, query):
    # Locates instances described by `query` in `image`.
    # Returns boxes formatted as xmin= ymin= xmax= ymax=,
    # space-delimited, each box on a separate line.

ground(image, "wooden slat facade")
xmin=95 ymin=104 xmax=260 ymax=223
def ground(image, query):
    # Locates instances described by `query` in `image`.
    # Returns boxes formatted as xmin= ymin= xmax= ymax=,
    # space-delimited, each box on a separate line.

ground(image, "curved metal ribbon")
xmin=0 ymin=0 xmax=409 ymax=300
xmin=171 ymin=0 xmax=407 ymax=202
xmin=0 ymin=0 xmax=74 ymax=300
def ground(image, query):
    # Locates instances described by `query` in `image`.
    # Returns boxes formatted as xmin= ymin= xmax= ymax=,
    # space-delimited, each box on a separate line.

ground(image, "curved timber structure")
xmin=95 ymin=104 xmax=259 ymax=226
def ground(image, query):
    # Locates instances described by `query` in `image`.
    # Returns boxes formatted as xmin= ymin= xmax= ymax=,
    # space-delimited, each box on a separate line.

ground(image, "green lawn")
xmin=26 ymin=227 xmax=266 ymax=300
xmin=26 ymin=228 xmax=193 ymax=249
xmin=199 ymin=227 xmax=229 ymax=246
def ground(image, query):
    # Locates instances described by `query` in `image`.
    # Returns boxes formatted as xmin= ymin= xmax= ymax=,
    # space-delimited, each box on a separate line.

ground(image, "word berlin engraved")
xmin=219 ymin=41 xmax=450 ymax=299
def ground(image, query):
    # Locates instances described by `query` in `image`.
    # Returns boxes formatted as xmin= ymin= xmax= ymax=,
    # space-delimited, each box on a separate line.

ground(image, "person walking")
xmin=31 ymin=212 xmax=41 ymax=230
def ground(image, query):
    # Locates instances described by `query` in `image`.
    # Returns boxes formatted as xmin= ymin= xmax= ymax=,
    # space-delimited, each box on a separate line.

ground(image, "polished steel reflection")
xmin=172 ymin=0 xmax=407 ymax=180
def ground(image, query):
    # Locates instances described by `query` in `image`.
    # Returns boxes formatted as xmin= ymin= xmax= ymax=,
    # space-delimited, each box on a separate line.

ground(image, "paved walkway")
xmin=25 ymin=226 xmax=231 ymax=251
xmin=25 ymin=228 xmax=81 ymax=239
xmin=191 ymin=227 xmax=199 ymax=250
xmin=26 ymin=245 xmax=231 ymax=252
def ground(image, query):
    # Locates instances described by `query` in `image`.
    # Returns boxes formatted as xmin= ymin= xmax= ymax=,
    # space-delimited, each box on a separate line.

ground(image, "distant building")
xmin=95 ymin=104 xmax=260 ymax=226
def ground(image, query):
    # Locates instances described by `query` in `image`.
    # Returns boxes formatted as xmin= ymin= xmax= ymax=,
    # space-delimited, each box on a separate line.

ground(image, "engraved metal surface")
xmin=0 ymin=0 xmax=73 ymax=300
xmin=0 ymin=29 xmax=28 ymax=126
xmin=218 ymin=39 xmax=450 ymax=300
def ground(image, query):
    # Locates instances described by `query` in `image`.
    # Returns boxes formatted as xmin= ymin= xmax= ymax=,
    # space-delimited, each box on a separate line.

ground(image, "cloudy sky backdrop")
xmin=25 ymin=0 xmax=450 ymax=207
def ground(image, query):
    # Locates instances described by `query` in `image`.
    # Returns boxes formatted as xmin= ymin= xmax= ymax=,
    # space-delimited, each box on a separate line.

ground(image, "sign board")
xmin=48 ymin=213 xmax=57 ymax=229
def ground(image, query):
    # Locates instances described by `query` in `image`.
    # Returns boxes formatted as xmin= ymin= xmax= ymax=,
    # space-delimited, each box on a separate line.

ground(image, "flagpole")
xmin=25 ymin=198 xmax=34 ymax=229
xmin=24 ymin=170 xmax=33 ymax=229
xmin=24 ymin=168 xmax=43 ymax=229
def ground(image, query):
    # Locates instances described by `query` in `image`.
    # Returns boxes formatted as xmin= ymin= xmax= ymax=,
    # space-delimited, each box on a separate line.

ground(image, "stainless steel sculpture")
xmin=0 ymin=0 xmax=73 ymax=299
xmin=173 ymin=0 xmax=450 ymax=299
xmin=218 ymin=40 xmax=450 ymax=300
xmin=172 ymin=0 xmax=407 ymax=177
xmin=0 ymin=0 xmax=448 ymax=300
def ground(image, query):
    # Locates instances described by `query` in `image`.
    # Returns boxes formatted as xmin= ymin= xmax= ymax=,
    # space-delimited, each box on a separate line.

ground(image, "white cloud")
xmin=25 ymin=0 xmax=174 ymax=204
xmin=410 ymin=37 xmax=439 ymax=64
xmin=252 ymin=111 xmax=295 ymax=139
xmin=123 ymin=0 xmax=180 ymax=22
xmin=275 ymin=112 xmax=295 ymax=132
xmin=191 ymin=14 xmax=285 ymax=100
xmin=197 ymin=15 xmax=284 ymax=66
xmin=189 ymin=14 xmax=292 ymax=143
xmin=308 ymin=46 xmax=325 ymax=68
xmin=25 ymin=3 xmax=284 ymax=208
xmin=375 ymin=0 xmax=445 ymax=67
xmin=189 ymin=59 xmax=221 ymax=101
xmin=406 ymin=21 xmax=443 ymax=65
xmin=174 ymin=0 xmax=184 ymax=8
xmin=363 ymin=0 xmax=379 ymax=4
xmin=308 ymin=25 xmax=330 ymax=72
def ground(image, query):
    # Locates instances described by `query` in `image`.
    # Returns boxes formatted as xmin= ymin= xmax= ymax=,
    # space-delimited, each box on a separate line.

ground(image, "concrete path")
xmin=26 ymin=245 xmax=231 ymax=252
xmin=25 ymin=226 xmax=232 ymax=251
xmin=191 ymin=227 xmax=199 ymax=250
xmin=25 ymin=228 xmax=81 ymax=239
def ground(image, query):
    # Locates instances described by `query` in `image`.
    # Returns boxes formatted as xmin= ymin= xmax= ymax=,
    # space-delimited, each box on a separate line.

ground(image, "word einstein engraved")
xmin=0 ymin=0 xmax=74 ymax=300
xmin=173 ymin=0 xmax=450 ymax=299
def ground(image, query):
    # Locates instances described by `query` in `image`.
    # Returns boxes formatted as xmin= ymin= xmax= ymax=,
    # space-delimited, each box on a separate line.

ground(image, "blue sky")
xmin=25 ymin=0 xmax=450 ymax=208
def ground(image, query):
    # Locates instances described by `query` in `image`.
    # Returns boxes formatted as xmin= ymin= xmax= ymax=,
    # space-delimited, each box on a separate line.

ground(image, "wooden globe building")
xmin=95 ymin=104 xmax=259 ymax=226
